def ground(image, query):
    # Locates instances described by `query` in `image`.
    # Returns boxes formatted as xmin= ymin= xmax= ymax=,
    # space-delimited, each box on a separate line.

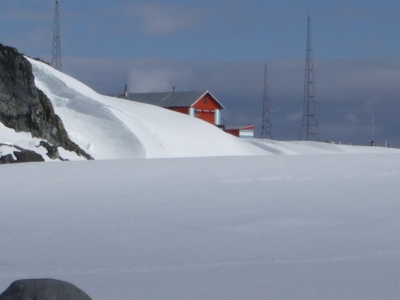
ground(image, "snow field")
xmin=1 ymin=154 xmax=400 ymax=300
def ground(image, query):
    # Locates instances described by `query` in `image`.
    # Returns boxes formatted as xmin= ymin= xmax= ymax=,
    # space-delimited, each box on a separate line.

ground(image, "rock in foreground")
xmin=0 ymin=279 xmax=92 ymax=300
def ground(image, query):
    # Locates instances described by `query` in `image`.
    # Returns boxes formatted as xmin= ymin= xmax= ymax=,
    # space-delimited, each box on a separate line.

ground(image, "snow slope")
xmin=26 ymin=57 xmax=267 ymax=159
xmin=1 ymin=58 xmax=397 ymax=160
xmin=1 ymin=154 xmax=400 ymax=300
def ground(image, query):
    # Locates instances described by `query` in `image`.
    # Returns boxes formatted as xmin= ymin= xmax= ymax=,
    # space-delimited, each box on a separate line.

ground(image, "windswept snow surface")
xmin=26 ymin=57 xmax=267 ymax=159
xmin=1 ymin=154 xmax=400 ymax=300
xmin=249 ymin=139 xmax=400 ymax=155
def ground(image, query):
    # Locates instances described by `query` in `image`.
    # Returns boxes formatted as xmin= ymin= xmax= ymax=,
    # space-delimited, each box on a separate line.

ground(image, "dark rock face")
xmin=0 ymin=279 xmax=92 ymax=300
xmin=0 ymin=43 xmax=93 ymax=160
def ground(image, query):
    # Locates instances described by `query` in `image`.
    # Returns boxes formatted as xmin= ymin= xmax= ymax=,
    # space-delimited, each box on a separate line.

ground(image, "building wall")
xmin=225 ymin=129 xmax=240 ymax=137
xmin=170 ymin=107 xmax=189 ymax=115
xmin=169 ymin=107 xmax=215 ymax=124
xmin=193 ymin=94 xmax=222 ymax=110
xmin=195 ymin=110 xmax=215 ymax=124
xmin=239 ymin=130 xmax=254 ymax=138
xmin=225 ymin=126 xmax=255 ymax=138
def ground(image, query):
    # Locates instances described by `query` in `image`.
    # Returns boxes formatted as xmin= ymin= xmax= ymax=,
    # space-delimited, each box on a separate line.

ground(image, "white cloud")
xmin=346 ymin=113 xmax=358 ymax=123
xmin=127 ymin=59 xmax=195 ymax=92
xmin=284 ymin=111 xmax=303 ymax=123
xmin=123 ymin=3 xmax=207 ymax=35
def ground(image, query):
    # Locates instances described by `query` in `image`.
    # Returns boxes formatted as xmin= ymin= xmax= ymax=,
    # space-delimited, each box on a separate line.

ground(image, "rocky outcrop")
xmin=0 ymin=144 xmax=48 ymax=164
xmin=0 ymin=43 xmax=93 ymax=160
xmin=0 ymin=279 xmax=92 ymax=300
xmin=0 ymin=142 xmax=74 ymax=163
xmin=37 ymin=140 xmax=60 ymax=160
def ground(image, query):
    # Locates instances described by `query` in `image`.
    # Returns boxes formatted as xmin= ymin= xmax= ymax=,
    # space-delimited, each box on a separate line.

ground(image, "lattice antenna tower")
xmin=261 ymin=63 xmax=273 ymax=139
xmin=51 ymin=0 xmax=62 ymax=71
xmin=299 ymin=15 xmax=318 ymax=140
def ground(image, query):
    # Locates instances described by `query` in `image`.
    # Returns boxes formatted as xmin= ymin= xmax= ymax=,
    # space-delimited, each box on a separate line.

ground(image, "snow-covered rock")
xmin=0 ymin=43 xmax=92 ymax=162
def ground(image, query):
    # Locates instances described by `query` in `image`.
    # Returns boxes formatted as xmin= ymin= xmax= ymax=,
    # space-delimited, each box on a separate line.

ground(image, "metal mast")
xmin=261 ymin=63 xmax=273 ymax=139
xmin=299 ymin=15 xmax=318 ymax=140
xmin=51 ymin=0 xmax=62 ymax=71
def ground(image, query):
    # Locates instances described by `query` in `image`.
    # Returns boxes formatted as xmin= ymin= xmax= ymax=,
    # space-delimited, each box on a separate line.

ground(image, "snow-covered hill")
xmin=25 ymin=57 xmax=268 ymax=159
xmin=1 ymin=57 xmax=397 ymax=161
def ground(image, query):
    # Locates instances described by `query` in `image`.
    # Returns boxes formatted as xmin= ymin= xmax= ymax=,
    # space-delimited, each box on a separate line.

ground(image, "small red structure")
xmin=224 ymin=125 xmax=255 ymax=139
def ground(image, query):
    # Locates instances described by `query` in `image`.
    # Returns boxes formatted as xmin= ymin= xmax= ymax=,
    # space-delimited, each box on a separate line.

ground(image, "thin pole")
xmin=51 ymin=1 xmax=62 ymax=71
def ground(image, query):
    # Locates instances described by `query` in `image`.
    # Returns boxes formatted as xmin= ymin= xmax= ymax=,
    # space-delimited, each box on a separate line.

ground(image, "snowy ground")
xmin=1 ymin=153 xmax=400 ymax=300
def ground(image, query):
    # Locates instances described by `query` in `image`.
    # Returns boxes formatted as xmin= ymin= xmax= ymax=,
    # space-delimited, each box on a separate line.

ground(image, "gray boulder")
xmin=0 ymin=154 xmax=15 ymax=164
xmin=13 ymin=150 xmax=44 ymax=163
xmin=0 ymin=279 xmax=92 ymax=300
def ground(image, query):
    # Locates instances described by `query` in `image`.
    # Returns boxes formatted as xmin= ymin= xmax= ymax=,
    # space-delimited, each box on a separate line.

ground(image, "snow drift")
xmin=26 ymin=57 xmax=267 ymax=159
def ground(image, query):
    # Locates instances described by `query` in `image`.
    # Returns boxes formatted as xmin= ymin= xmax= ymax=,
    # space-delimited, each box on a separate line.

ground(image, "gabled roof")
xmin=114 ymin=91 xmax=225 ymax=109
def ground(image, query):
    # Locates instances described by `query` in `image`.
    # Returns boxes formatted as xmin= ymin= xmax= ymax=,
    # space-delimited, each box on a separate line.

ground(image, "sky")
xmin=1 ymin=0 xmax=400 ymax=146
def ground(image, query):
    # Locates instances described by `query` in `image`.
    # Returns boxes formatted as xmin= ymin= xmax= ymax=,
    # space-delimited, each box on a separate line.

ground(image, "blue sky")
xmin=1 ymin=0 xmax=400 ymax=146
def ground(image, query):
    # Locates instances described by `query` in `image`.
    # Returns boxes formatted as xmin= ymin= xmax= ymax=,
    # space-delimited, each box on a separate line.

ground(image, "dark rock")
xmin=0 ymin=278 xmax=92 ymax=300
xmin=0 ymin=154 xmax=15 ymax=164
xmin=38 ymin=140 xmax=60 ymax=160
xmin=0 ymin=43 xmax=93 ymax=160
xmin=13 ymin=150 xmax=44 ymax=163
xmin=0 ymin=143 xmax=44 ymax=164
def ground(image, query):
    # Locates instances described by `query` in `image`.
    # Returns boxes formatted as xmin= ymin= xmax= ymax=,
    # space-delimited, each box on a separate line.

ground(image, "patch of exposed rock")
xmin=0 ymin=43 xmax=93 ymax=160
xmin=37 ymin=140 xmax=61 ymax=160
xmin=0 ymin=142 xmax=71 ymax=163
xmin=0 ymin=278 xmax=92 ymax=300
xmin=0 ymin=143 xmax=44 ymax=163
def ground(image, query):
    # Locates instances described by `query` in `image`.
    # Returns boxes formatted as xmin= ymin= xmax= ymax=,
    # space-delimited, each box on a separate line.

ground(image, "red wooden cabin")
xmin=119 ymin=91 xmax=224 ymax=126
xmin=115 ymin=89 xmax=255 ymax=138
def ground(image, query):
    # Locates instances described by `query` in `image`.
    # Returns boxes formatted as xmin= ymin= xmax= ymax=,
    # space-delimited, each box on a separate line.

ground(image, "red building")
xmin=119 ymin=91 xmax=224 ymax=126
xmin=224 ymin=125 xmax=255 ymax=139
xmin=116 ymin=89 xmax=255 ymax=138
